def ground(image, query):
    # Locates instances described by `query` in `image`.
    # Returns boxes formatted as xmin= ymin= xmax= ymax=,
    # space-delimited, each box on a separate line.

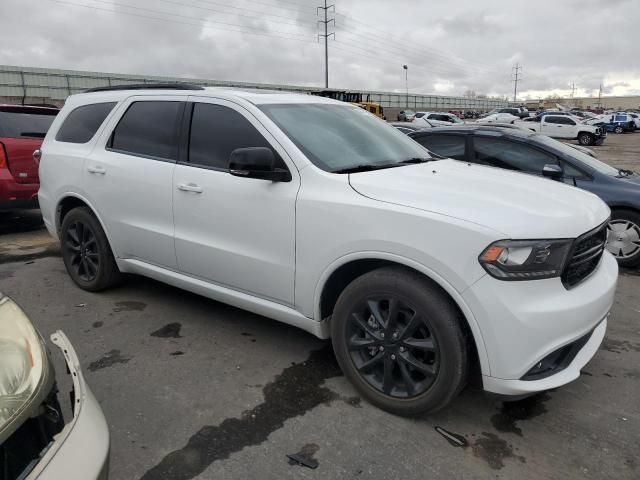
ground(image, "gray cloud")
xmin=0 ymin=0 xmax=638 ymax=98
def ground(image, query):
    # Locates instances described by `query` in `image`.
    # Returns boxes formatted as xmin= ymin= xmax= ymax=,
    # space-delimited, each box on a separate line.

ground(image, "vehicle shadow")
xmin=0 ymin=209 xmax=44 ymax=236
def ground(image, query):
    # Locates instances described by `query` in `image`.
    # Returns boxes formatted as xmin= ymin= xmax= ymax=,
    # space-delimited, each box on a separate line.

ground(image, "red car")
xmin=0 ymin=104 xmax=59 ymax=210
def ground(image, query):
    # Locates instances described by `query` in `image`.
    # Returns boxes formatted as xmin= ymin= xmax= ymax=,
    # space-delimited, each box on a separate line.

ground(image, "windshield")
xmin=533 ymin=135 xmax=620 ymax=176
xmin=259 ymin=103 xmax=431 ymax=172
xmin=0 ymin=111 xmax=57 ymax=138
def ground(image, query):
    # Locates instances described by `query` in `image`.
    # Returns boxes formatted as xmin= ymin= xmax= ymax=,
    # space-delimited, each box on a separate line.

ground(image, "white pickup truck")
xmin=515 ymin=114 xmax=605 ymax=145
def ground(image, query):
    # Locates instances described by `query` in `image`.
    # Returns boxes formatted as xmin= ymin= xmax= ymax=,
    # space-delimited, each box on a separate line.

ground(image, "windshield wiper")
xmin=618 ymin=168 xmax=635 ymax=177
xmin=20 ymin=132 xmax=46 ymax=138
xmin=332 ymin=163 xmax=404 ymax=174
xmin=398 ymin=157 xmax=434 ymax=164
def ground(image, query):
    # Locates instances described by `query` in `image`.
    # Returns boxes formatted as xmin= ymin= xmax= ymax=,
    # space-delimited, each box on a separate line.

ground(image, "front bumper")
xmin=27 ymin=331 xmax=110 ymax=480
xmin=463 ymin=251 xmax=617 ymax=396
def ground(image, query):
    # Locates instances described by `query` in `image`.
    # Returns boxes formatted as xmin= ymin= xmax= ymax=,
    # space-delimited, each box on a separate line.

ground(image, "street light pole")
xmin=403 ymin=65 xmax=408 ymax=108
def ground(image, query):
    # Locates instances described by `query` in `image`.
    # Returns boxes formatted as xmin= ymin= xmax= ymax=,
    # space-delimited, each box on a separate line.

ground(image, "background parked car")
xmin=476 ymin=111 xmax=519 ymax=124
xmin=397 ymin=109 xmax=416 ymax=122
xmin=408 ymin=125 xmax=640 ymax=266
xmin=515 ymin=114 xmax=605 ymax=145
xmin=629 ymin=113 xmax=640 ymax=130
xmin=0 ymin=293 xmax=110 ymax=479
xmin=389 ymin=121 xmax=434 ymax=133
xmin=586 ymin=113 xmax=635 ymax=134
xmin=0 ymin=104 xmax=58 ymax=210
xmin=414 ymin=111 xmax=464 ymax=126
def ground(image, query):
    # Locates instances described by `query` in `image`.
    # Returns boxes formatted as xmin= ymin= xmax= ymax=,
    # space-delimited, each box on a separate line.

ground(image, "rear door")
xmin=85 ymin=97 xmax=183 ymax=269
xmin=0 ymin=107 xmax=58 ymax=184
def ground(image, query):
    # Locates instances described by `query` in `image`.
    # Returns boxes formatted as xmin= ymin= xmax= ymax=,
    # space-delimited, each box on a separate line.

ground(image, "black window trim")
xmin=55 ymin=101 xmax=118 ymax=145
xmin=105 ymin=100 xmax=186 ymax=164
xmin=178 ymin=100 xmax=291 ymax=176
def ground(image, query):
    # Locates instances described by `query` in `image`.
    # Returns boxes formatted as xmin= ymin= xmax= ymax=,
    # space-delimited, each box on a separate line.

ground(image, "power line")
xmin=334 ymin=12 xmax=494 ymax=72
xmin=317 ymin=0 xmax=335 ymax=88
xmin=49 ymin=0 xmax=317 ymax=43
xmin=512 ymin=63 xmax=522 ymax=102
xmin=150 ymin=0 xmax=317 ymax=28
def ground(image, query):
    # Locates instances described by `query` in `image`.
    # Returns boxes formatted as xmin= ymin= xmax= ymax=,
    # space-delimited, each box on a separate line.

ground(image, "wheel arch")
xmin=314 ymin=252 xmax=491 ymax=376
xmin=55 ymin=193 xmax=120 ymax=258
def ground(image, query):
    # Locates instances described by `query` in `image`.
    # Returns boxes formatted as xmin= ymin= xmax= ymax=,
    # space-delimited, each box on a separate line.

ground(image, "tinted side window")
xmin=110 ymin=101 xmax=181 ymax=160
xmin=56 ymin=102 xmax=116 ymax=144
xmin=414 ymin=134 xmax=466 ymax=160
xmin=189 ymin=103 xmax=277 ymax=169
xmin=555 ymin=116 xmax=575 ymax=125
xmin=474 ymin=137 xmax=557 ymax=173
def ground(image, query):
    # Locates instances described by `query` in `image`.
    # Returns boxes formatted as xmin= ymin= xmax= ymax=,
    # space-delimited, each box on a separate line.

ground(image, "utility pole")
xmin=597 ymin=83 xmax=603 ymax=110
xmin=512 ymin=63 xmax=523 ymax=103
xmin=403 ymin=65 xmax=408 ymax=107
xmin=317 ymin=1 xmax=335 ymax=89
xmin=569 ymin=82 xmax=576 ymax=106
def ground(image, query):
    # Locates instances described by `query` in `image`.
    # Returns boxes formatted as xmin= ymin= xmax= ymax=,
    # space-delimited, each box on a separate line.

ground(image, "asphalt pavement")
xmin=0 ymin=133 xmax=639 ymax=479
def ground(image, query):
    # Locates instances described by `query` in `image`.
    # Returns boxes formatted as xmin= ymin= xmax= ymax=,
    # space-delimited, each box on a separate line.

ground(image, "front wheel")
xmin=331 ymin=267 xmax=468 ymax=416
xmin=606 ymin=210 xmax=640 ymax=268
xmin=614 ymin=126 xmax=624 ymax=134
xmin=60 ymin=207 xmax=122 ymax=291
xmin=578 ymin=132 xmax=595 ymax=146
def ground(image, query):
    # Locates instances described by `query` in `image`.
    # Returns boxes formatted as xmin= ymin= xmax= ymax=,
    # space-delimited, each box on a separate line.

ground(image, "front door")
xmin=172 ymin=98 xmax=299 ymax=305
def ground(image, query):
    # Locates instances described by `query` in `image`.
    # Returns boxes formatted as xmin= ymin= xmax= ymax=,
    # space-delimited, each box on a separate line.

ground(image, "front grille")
xmin=561 ymin=222 xmax=608 ymax=288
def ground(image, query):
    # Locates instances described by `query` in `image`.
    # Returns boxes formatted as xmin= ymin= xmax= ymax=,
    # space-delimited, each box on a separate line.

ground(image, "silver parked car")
xmin=0 ymin=294 xmax=109 ymax=479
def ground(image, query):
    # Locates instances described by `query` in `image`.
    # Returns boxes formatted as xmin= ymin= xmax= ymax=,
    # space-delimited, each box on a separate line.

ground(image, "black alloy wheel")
xmin=64 ymin=220 xmax=100 ymax=282
xmin=331 ymin=266 xmax=468 ymax=415
xmin=347 ymin=296 xmax=439 ymax=398
xmin=60 ymin=207 xmax=121 ymax=291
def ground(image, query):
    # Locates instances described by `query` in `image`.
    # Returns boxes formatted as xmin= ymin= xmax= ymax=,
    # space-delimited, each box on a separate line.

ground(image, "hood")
xmin=349 ymin=160 xmax=610 ymax=239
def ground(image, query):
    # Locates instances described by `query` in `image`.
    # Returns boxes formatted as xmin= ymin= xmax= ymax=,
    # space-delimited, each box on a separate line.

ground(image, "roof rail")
xmin=83 ymin=83 xmax=205 ymax=93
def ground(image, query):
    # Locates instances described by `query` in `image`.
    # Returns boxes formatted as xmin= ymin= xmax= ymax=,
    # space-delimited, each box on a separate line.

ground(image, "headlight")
xmin=478 ymin=239 xmax=572 ymax=281
xmin=0 ymin=295 xmax=48 ymax=440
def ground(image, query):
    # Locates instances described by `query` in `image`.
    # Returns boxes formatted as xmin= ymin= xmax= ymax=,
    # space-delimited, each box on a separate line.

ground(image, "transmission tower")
xmin=512 ymin=63 xmax=523 ymax=103
xmin=317 ymin=1 xmax=335 ymax=88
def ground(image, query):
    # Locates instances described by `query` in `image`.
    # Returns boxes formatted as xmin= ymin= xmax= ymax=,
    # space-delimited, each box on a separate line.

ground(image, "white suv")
xmin=38 ymin=84 xmax=618 ymax=415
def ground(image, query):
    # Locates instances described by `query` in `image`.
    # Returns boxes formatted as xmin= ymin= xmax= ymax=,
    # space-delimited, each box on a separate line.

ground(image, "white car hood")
xmin=349 ymin=160 xmax=610 ymax=239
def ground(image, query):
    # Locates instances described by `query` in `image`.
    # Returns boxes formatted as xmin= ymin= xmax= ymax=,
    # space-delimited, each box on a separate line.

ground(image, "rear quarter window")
xmin=56 ymin=102 xmax=117 ymax=144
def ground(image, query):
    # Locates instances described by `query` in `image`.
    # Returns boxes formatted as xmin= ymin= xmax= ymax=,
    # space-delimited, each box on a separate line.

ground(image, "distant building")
xmin=0 ymin=65 xmax=510 ymax=115
xmin=524 ymin=96 xmax=640 ymax=111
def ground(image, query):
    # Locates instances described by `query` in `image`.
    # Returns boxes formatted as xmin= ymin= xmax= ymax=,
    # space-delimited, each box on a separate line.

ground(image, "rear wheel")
xmin=60 ymin=207 xmax=121 ymax=291
xmin=606 ymin=210 xmax=640 ymax=268
xmin=614 ymin=125 xmax=624 ymax=134
xmin=331 ymin=267 xmax=468 ymax=416
xmin=578 ymin=132 xmax=595 ymax=146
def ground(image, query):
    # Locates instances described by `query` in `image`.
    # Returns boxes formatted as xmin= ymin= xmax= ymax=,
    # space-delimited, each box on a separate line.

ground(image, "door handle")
xmin=87 ymin=165 xmax=106 ymax=174
xmin=177 ymin=183 xmax=203 ymax=193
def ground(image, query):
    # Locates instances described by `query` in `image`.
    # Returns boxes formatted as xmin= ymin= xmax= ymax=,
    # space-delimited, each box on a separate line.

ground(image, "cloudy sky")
xmin=1 ymin=0 xmax=639 ymax=99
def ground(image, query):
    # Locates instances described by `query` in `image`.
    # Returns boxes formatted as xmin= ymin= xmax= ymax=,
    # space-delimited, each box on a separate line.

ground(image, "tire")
xmin=331 ymin=266 xmax=468 ymax=416
xmin=614 ymin=126 xmax=624 ymax=134
xmin=607 ymin=209 xmax=640 ymax=268
xmin=578 ymin=132 xmax=595 ymax=146
xmin=60 ymin=207 xmax=121 ymax=291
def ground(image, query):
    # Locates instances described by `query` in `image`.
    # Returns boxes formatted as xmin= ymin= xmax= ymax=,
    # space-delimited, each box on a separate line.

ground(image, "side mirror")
xmin=542 ymin=164 xmax=563 ymax=180
xmin=228 ymin=147 xmax=291 ymax=182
